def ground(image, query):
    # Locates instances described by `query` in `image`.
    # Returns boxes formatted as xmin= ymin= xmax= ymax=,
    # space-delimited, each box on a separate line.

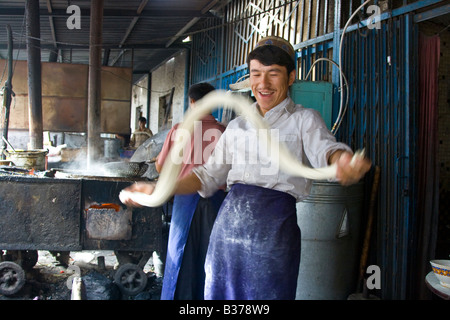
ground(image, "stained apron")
xmin=204 ymin=183 xmax=301 ymax=300
xmin=161 ymin=190 xmax=225 ymax=300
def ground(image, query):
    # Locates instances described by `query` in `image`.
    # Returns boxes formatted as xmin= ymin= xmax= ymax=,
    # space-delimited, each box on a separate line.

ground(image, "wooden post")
xmin=25 ymin=0 xmax=43 ymax=149
xmin=87 ymin=0 xmax=104 ymax=168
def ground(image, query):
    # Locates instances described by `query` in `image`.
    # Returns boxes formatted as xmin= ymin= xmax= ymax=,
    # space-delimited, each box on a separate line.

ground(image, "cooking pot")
xmin=6 ymin=149 xmax=48 ymax=171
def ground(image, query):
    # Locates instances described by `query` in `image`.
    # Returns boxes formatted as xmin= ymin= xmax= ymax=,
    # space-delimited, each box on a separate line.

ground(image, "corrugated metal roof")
xmin=0 ymin=0 xmax=225 ymax=82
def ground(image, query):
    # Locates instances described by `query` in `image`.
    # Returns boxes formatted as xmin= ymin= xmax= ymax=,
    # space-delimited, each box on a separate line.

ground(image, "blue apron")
xmin=161 ymin=190 xmax=225 ymax=300
xmin=204 ymin=183 xmax=301 ymax=300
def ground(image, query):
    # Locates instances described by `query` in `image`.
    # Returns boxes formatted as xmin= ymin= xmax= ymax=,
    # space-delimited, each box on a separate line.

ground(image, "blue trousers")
xmin=161 ymin=190 xmax=225 ymax=300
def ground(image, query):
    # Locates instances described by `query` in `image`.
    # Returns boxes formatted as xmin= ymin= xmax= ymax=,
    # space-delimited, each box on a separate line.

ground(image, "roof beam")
xmin=0 ymin=8 xmax=213 ymax=18
xmin=120 ymin=0 xmax=148 ymax=47
xmin=110 ymin=0 xmax=148 ymax=66
xmin=46 ymin=0 xmax=58 ymax=62
xmin=165 ymin=0 xmax=220 ymax=48
xmin=45 ymin=0 xmax=57 ymax=47
xmin=0 ymin=43 xmax=188 ymax=50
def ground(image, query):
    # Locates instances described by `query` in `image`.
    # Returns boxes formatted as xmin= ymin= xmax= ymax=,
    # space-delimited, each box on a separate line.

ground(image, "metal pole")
xmin=87 ymin=0 xmax=104 ymax=168
xmin=25 ymin=0 xmax=43 ymax=149
xmin=1 ymin=25 xmax=13 ymax=160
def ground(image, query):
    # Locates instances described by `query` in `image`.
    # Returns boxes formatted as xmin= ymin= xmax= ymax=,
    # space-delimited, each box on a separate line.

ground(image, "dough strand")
xmin=119 ymin=91 xmax=363 ymax=207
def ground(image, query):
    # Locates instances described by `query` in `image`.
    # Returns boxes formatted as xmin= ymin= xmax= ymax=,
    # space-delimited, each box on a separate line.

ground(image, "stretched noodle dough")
xmin=119 ymin=91 xmax=363 ymax=207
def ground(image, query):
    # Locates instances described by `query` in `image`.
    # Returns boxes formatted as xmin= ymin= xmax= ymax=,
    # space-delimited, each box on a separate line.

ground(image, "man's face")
xmin=249 ymin=59 xmax=296 ymax=115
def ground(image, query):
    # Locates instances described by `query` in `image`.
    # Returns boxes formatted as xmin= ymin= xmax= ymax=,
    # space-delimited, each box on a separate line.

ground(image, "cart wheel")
xmin=0 ymin=261 xmax=26 ymax=296
xmin=114 ymin=263 xmax=148 ymax=296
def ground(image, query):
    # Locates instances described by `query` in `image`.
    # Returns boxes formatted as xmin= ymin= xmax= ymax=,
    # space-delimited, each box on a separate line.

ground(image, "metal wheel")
xmin=114 ymin=263 xmax=147 ymax=296
xmin=0 ymin=261 xmax=25 ymax=296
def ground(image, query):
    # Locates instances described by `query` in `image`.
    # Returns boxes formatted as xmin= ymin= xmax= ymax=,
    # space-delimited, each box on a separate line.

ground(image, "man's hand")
xmin=331 ymin=150 xmax=372 ymax=186
xmin=120 ymin=181 xmax=156 ymax=207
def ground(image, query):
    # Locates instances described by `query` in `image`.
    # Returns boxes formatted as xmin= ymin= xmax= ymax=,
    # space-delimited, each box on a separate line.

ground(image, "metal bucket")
xmin=7 ymin=150 xmax=48 ymax=171
xmin=104 ymin=139 xmax=121 ymax=159
xmin=296 ymin=181 xmax=364 ymax=300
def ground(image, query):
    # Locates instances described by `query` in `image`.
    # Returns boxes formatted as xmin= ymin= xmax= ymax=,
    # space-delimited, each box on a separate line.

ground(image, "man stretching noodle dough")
xmin=121 ymin=36 xmax=371 ymax=299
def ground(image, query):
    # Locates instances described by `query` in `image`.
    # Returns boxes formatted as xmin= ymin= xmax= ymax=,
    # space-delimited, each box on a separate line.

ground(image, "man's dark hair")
xmin=247 ymin=45 xmax=295 ymax=75
xmin=188 ymin=82 xmax=215 ymax=102
xmin=138 ymin=117 xmax=147 ymax=123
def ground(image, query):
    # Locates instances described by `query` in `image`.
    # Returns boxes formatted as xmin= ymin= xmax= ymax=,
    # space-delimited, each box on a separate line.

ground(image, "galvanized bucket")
xmin=104 ymin=138 xmax=121 ymax=159
xmin=296 ymin=181 xmax=365 ymax=300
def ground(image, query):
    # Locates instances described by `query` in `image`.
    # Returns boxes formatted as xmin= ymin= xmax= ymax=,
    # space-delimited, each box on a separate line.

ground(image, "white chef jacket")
xmin=192 ymin=97 xmax=352 ymax=201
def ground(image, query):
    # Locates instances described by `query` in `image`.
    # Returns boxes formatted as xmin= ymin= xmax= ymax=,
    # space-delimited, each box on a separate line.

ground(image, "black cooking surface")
xmin=0 ymin=174 xmax=163 ymax=253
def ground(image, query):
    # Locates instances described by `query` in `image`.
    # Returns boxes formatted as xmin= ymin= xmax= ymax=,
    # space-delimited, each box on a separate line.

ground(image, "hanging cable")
xmin=304 ymin=57 xmax=349 ymax=135
xmin=303 ymin=0 xmax=372 ymax=135
xmin=334 ymin=0 xmax=372 ymax=134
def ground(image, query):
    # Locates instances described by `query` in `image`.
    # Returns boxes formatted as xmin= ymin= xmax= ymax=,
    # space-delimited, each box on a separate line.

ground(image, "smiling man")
xmin=248 ymin=48 xmax=296 ymax=115
xmin=121 ymin=36 xmax=371 ymax=300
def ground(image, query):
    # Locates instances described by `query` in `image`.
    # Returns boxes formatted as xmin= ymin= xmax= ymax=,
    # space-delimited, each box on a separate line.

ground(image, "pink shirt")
xmin=157 ymin=114 xmax=226 ymax=179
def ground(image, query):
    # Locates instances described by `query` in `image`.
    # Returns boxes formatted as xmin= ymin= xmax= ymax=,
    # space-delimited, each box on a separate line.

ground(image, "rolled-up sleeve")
xmin=301 ymin=109 xmax=352 ymax=168
xmin=192 ymin=132 xmax=231 ymax=198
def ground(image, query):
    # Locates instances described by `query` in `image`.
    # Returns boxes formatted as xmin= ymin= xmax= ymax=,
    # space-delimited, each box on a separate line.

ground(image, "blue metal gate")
xmin=298 ymin=15 xmax=418 ymax=299
xmin=339 ymin=14 xmax=418 ymax=300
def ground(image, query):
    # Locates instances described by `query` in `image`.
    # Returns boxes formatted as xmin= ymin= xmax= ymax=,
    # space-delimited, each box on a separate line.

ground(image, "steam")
xmin=61 ymin=148 xmax=112 ymax=176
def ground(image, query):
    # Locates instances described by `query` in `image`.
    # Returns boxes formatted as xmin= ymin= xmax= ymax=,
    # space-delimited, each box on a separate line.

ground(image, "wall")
xmin=149 ymin=50 xmax=187 ymax=134
xmin=0 ymin=59 xmax=132 ymax=134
